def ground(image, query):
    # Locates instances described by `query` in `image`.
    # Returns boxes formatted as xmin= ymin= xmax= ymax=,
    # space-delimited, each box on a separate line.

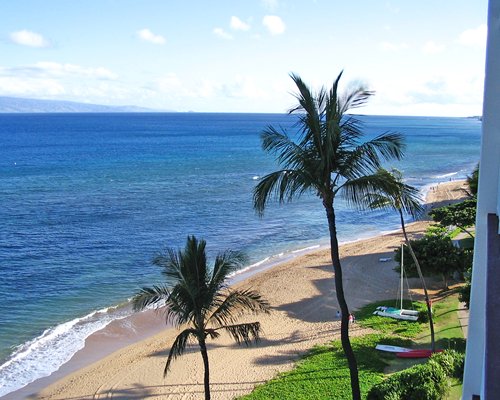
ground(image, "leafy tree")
xmin=133 ymin=236 xmax=270 ymax=400
xmin=361 ymin=168 xmax=436 ymax=352
xmin=395 ymin=228 xmax=473 ymax=289
xmin=466 ymin=163 xmax=479 ymax=197
xmin=253 ymin=72 xmax=405 ymax=400
xmin=429 ymin=198 xmax=477 ymax=238
xmin=459 ymin=267 xmax=472 ymax=308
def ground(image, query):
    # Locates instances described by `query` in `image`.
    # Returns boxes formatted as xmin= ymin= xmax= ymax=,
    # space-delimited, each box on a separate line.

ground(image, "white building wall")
xmin=463 ymin=0 xmax=500 ymax=398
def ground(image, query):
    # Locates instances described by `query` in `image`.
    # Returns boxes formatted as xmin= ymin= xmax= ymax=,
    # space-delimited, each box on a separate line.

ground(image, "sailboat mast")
xmin=401 ymin=244 xmax=404 ymax=310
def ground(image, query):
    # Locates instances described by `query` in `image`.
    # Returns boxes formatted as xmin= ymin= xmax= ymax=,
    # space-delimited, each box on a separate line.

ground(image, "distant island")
xmin=0 ymin=96 xmax=169 ymax=113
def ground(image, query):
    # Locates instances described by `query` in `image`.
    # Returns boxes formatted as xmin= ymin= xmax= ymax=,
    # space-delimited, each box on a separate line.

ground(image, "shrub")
xmin=415 ymin=301 xmax=433 ymax=323
xmin=430 ymin=350 xmax=465 ymax=380
xmin=394 ymin=229 xmax=473 ymax=288
xmin=367 ymin=358 xmax=449 ymax=400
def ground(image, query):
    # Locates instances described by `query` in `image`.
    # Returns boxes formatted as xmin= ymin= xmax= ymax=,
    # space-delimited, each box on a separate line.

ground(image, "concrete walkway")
xmin=458 ymin=302 xmax=469 ymax=338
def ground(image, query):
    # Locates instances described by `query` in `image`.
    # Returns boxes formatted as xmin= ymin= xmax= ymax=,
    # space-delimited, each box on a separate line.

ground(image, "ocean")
xmin=0 ymin=113 xmax=481 ymax=396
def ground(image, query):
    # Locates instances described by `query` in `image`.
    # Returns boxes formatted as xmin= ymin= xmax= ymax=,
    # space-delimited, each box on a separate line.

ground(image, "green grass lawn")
xmin=238 ymin=291 xmax=465 ymax=400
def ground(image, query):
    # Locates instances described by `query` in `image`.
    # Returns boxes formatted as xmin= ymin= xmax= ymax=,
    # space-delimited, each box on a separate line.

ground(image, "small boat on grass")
xmin=396 ymin=349 xmax=443 ymax=358
xmin=373 ymin=306 xmax=419 ymax=321
xmin=373 ymin=245 xmax=419 ymax=322
xmin=375 ymin=344 xmax=412 ymax=353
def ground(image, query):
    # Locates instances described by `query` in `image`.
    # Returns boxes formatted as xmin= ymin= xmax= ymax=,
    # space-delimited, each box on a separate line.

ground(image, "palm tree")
xmin=466 ymin=163 xmax=479 ymax=197
xmin=362 ymin=168 xmax=436 ymax=352
xmin=133 ymin=236 xmax=270 ymax=400
xmin=253 ymin=72 xmax=405 ymax=400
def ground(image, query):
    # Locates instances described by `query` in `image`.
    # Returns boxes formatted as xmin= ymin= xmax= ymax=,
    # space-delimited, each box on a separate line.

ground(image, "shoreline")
xmin=4 ymin=180 xmax=469 ymax=400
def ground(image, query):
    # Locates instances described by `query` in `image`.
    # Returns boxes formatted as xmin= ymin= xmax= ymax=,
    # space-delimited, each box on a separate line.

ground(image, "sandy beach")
xmin=20 ymin=180 xmax=468 ymax=400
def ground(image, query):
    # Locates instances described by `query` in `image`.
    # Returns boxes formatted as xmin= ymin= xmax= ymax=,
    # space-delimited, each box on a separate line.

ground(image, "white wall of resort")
xmin=463 ymin=0 xmax=500 ymax=398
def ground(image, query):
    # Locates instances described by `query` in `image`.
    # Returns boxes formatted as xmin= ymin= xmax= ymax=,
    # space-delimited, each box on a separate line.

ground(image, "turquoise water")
xmin=0 ymin=113 xmax=481 ymax=395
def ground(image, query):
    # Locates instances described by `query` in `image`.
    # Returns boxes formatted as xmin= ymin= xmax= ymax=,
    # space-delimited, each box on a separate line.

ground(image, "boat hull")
xmin=396 ymin=349 xmax=443 ymax=358
xmin=373 ymin=310 xmax=419 ymax=321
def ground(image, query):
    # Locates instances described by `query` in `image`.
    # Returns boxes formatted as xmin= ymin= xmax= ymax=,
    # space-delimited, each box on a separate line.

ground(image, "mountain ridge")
xmin=0 ymin=96 xmax=170 ymax=113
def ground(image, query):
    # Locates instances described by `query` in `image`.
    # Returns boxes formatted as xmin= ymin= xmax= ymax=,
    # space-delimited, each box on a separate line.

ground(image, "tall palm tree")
xmin=133 ymin=236 xmax=270 ymax=400
xmin=253 ymin=72 xmax=405 ymax=400
xmin=362 ymin=168 xmax=436 ymax=352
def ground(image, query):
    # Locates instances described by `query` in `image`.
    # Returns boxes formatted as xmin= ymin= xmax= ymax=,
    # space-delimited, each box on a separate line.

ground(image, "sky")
xmin=0 ymin=0 xmax=488 ymax=116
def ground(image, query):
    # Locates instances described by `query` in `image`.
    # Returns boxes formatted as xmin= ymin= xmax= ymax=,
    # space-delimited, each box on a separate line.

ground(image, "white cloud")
xmin=422 ymin=40 xmax=445 ymax=55
xmin=152 ymin=73 xmax=267 ymax=102
xmin=9 ymin=30 xmax=50 ymax=48
xmin=0 ymin=73 xmax=65 ymax=96
xmin=262 ymin=15 xmax=285 ymax=35
xmin=261 ymin=0 xmax=279 ymax=11
xmin=33 ymin=62 xmax=117 ymax=80
xmin=459 ymin=24 xmax=487 ymax=48
xmin=136 ymin=28 xmax=166 ymax=45
xmin=221 ymin=75 xmax=266 ymax=99
xmin=157 ymin=73 xmax=183 ymax=92
xmin=230 ymin=16 xmax=250 ymax=31
xmin=379 ymin=41 xmax=408 ymax=52
xmin=1 ymin=62 xmax=117 ymax=81
xmin=213 ymin=27 xmax=233 ymax=40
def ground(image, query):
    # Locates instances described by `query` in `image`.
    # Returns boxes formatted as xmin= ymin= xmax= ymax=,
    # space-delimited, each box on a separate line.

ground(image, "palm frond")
xmin=132 ymin=285 xmax=170 ymax=312
xmin=366 ymin=132 xmax=405 ymax=161
xmin=338 ymin=115 xmax=365 ymax=146
xmin=358 ymin=193 xmax=393 ymax=211
xmin=220 ymin=322 xmax=262 ymax=345
xmin=260 ymin=126 xmax=307 ymax=170
xmin=163 ymin=286 xmax=197 ymax=326
xmin=152 ymin=247 xmax=182 ymax=281
xmin=164 ymin=328 xmax=197 ymax=377
xmin=253 ymin=169 xmax=315 ymax=215
xmin=339 ymin=132 xmax=405 ymax=179
xmin=210 ymin=250 xmax=247 ymax=292
xmin=208 ymin=289 xmax=270 ymax=327
xmin=338 ymin=172 xmax=401 ymax=207
xmin=339 ymin=83 xmax=374 ymax=113
xmin=349 ymin=168 xmax=424 ymax=219
xmin=288 ymin=73 xmax=324 ymax=155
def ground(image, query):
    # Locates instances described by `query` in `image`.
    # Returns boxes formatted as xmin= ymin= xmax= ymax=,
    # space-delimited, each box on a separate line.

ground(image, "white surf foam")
xmin=433 ymin=171 xmax=459 ymax=179
xmin=0 ymin=305 xmax=131 ymax=397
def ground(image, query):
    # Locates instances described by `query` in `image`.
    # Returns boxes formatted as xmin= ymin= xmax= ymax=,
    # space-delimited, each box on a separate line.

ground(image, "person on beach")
xmin=349 ymin=314 xmax=354 ymax=324
xmin=336 ymin=310 xmax=341 ymax=319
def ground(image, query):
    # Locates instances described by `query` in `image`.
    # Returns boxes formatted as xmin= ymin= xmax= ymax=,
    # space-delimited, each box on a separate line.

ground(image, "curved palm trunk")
xmin=399 ymin=210 xmax=436 ymax=352
xmin=198 ymin=337 xmax=211 ymax=400
xmin=324 ymin=201 xmax=361 ymax=400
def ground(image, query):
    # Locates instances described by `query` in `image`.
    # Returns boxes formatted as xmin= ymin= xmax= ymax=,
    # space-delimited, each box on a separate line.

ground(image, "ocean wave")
xmin=291 ymin=244 xmax=320 ymax=254
xmin=228 ymin=244 xmax=326 ymax=281
xmin=228 ymin=257 xmax=271 ymax=278
xmin=0 ymin=305 xmax=131 ymax=397
xmin=432 ymin=171 xmax=459 ymax=179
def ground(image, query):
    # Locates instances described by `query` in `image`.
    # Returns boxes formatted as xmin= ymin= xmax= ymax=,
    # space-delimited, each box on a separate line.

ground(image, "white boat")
xmin=373 ymin=307 xmax=419 ymax=321
xmin=375 ymin=344 xmax=412 ymax=353
xmin=373 ymin=245 xmax=419 ymax=322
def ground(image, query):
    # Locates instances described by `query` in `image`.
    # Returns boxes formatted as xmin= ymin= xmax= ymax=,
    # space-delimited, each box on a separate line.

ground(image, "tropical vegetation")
xmin=253 ymin=72 xmax=406 ymax=399
xmin=239 ymin=293 xmax=466 ymax=400
xmin=133 ymin=236 xmax=270 ymax=400
xmin=465 ymin=163 xmax=479 ymax=197
xmin=362 ymin=168 xmax=436 ymax=352
xmin=394 ymin=227 xmax=473 ymax=289
xmin=429 ymin=199 xmax=477 ymax=238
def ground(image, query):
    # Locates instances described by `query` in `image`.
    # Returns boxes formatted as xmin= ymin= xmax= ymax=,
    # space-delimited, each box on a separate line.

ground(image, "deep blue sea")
xmin=0 ymin=113 xmax=481 ymax=396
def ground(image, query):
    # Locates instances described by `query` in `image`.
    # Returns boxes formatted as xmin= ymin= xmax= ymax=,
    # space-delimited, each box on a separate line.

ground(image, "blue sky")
xmin=1 ymin=0 xmax=488 ymax=115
